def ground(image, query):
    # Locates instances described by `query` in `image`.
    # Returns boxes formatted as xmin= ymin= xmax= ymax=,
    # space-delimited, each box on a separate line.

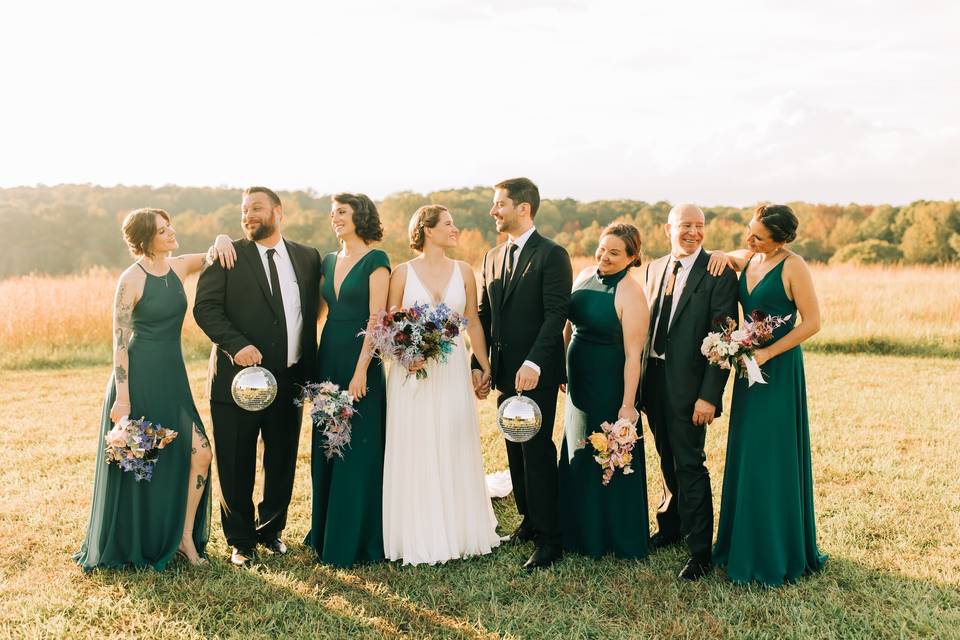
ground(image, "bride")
xmin=382 ymin=204 xmax=502 ymax=565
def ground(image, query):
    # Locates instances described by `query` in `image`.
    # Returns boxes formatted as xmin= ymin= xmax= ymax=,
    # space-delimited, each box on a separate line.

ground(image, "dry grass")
xmin=2 ymin=354 xmax=959 ymax=638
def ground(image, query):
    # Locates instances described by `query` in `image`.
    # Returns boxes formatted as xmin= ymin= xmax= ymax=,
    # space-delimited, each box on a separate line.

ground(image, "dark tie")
xmin=266 ymin=248 xmax=286 ymax=316
xmin=503 ymin=242 xmax=519 ymax=287
xmin=652 ymin=259 xmax=682 ymax=356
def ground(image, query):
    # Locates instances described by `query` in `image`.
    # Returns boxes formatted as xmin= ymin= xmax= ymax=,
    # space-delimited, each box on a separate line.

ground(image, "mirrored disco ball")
xmin=497 ymin=394 xmax=542 ymax=443
xmin=231 ymin=366 xmax=278 ymax=411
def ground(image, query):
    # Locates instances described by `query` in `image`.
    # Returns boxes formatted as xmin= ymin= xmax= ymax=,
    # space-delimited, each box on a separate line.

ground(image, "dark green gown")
xmin=74 ymin=266 xmax=210 ymax=571
xmin=558 ymin=267 xmax=649 ymax=559
xmin=713 ymin=257 xmax=827 ymax=585
xmin=305 ymin=249 xmax=390 ymax=567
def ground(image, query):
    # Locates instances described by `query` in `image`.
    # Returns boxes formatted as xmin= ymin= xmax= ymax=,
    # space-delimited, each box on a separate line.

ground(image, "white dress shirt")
xmin=506 ymin=226 xmax=541 ymax=376
xmin=650 ymin=247 xmax=702 ymax=360
xmin=255 ymin=238 xmax=303 ymax=367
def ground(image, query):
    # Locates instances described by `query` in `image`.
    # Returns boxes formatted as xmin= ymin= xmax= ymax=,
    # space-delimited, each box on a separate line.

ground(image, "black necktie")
xmin=266 ymin=248 xmax=286 ymax=316
xmin=503 ymin=242 xmax=518 ymax=287
xmin=653 ymin=259 xmax=682 ymax=356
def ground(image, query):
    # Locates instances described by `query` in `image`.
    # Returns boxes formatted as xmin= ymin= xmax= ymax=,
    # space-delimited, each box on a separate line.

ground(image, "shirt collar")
xmin=509 ymin=226 xmax=536 ymax=251
xmin=671 ymin=246 xmax=701 ymax=271
xmin=256 ymin=237 xmax=288 ymax=260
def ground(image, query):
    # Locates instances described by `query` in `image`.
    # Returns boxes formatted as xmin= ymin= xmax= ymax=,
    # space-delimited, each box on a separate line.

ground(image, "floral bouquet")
xmin=363 ymin=303 xmax=467 ymax=380
xmin=296 ymin=381 xmax=357 ymax=460
xmin=700 ymin=310 xmax=792 ymax=386
xmin=585 ymin=418 xmax=641 ymax=486
xmin=104 ymin=416 xmax=178 ymax=482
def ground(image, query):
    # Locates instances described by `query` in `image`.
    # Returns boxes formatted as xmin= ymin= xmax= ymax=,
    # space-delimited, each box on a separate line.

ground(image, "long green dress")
xmin=305 ymin=249 xmax=390 ymax=567
xmin=713 ymin=257 xmax=827 ymax=585
xmin=74 ymin=265 xmax=210 ymax=571
xmin=558 ymin=267 xmax=649 ymax=559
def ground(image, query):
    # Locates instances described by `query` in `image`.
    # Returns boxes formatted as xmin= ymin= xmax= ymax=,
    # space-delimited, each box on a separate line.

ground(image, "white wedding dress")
xmin=383 ymin=262 xmax=502 ymax=565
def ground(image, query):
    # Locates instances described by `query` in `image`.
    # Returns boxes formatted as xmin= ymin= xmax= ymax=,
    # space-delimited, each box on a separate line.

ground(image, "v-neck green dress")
xmin=305 ymin=249 xmax=390 ymax=567
xmin=712 ymin=257 xmax=827 ymax=585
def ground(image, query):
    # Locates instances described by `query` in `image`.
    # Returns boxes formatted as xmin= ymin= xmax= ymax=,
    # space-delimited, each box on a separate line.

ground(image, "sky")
xmin=2 ymin=0 xmax=958 ymax=205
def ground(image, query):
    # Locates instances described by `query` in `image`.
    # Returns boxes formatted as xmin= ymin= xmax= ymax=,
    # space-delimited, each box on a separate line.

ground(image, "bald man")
xmin=641 ymin=204 xmax=738 ymax=580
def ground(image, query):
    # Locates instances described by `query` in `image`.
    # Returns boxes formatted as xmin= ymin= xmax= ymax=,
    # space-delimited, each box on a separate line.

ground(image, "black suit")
xmin=194 ymin=238 xmax=322 ymax=549
xmin=475 ymin=230 xmax=572 ymax=545
xmin=641 ymin=250 xmax=738 ymax=558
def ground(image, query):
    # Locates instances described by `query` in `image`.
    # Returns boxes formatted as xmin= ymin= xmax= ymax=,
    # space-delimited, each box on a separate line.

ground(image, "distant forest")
xmin=3 ymin=184 xmax=959 ymax=277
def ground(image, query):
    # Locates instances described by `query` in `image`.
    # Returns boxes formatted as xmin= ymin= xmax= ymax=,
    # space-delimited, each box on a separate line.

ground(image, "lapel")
xmin=284 ymin=238 xmax=308 ymax=307
xmin=669 ymin=250 xmax=709 ymax=331
xmin=489 ymin=242 xmax=508 ymax=311
xmin=503 ymin=231 xmax=541 ymax=304
xmin=647 ymin=256 xmax=670 ymax=319
xmin=240 ymin=240 xmax=284 ymax=320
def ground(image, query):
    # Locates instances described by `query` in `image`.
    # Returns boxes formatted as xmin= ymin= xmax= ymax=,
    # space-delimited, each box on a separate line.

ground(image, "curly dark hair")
xmin=333 ymin=192 xmax=384 ymax=244
xmin=754 ymin=204 xmax=799 ymax=243
xmin=601 ymin=222 xmax=643 ymax=267
xmin=122 ymin=208 xmax=170 ymax=258
xmin=408 ymin=204 xmax=448 ymax=251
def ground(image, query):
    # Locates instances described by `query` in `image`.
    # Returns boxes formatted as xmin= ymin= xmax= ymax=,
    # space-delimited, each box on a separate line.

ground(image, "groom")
xmin=473 ymin=177 xmax=572 ymax=571
xmin=194 ymin=186 xmax=322 ymax=567
xmin=641 ymin=203 xmax=738 ymax=580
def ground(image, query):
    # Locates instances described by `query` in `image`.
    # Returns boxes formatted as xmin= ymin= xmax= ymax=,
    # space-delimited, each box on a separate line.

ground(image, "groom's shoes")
xmin=678 ymin=555 xmax=712 ymax=581
xmin=261 ymin=537 xmax=288 ymax=555
xmin=523 ymin=544 xmax=563 ymax=572
xmin=230 ymin=546 xmax=258 ymax=568
xmin=648 ymin=531 xmax=683 ymax=552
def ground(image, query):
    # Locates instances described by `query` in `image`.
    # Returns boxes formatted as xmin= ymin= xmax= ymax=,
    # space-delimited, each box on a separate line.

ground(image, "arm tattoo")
xmin=196 ymin=474 xmax=207 ymax=489
xmin=115 ymin=365 xmax=127 ymax=383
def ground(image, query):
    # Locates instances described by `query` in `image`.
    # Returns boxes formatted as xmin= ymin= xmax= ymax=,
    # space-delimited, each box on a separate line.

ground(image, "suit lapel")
xmin=669 ymin=250 xmax=709 ymax=330
xmin=648 ymin=256 xmax=669 ymax=319
xmin=489 ymin=242 xmax=508 ymax=310
xmin=284 ymin=239 xmax=308 ymax=310
xmin=503 ymin=231 xmax=540 ymax=304
xmin=241 ymin=240 xmax=284 ymax=320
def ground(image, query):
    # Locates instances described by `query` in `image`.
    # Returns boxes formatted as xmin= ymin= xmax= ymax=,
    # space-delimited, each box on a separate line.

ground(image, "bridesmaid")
xmin=558 ymin=223 xmax=651 ymax=559
xmin=305 ymin=193 xmax=390 ymax=567
xmin=709 ymin=204 xmax=828 ymax=585
xmin=75 ymin=209 xmax=231 ymax=570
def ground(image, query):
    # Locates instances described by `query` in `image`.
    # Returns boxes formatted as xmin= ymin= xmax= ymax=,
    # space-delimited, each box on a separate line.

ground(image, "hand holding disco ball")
xmin=497 ymin=393 xmax=542 ymax=443
xmin=231 ymin=366 xmax=278 ymax=411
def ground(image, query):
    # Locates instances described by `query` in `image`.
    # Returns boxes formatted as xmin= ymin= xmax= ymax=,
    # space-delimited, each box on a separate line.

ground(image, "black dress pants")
xmin=643 ymin=358 xmax=713 ymax=559
xmin=210 ymin=364 xmax=303 ymax=549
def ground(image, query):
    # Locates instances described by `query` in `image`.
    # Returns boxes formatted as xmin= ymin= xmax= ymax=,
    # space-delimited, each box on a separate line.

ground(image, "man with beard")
xmin=194 ymin=186 xmax=322 ymax=567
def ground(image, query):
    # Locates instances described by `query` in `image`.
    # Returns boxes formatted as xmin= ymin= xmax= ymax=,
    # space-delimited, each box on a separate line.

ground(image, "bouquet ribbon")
xmin=743 ymin=355 xmax=766 ymax=386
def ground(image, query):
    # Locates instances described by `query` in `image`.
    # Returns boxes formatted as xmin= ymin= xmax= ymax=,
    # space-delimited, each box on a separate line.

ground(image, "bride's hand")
xmin=110 ymin=398 xmax=130 ymax=424
xmin=618 ymin=405 xmax=640 ymax=425
xmin=407 ymin=358 xmax=426 ymax=374
xmin=348 ymin=370 xmax=368 ymax=400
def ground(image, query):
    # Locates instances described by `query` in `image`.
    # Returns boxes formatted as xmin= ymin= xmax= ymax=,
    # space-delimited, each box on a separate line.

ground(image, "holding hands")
xmin=471 ymin=369 xmax=492 ymax=400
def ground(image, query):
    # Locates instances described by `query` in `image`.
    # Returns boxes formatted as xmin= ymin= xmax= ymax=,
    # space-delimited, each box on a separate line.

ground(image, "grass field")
xmin=2 ymin=264 xmax=959 ymax=370
xmin=3 ymin=354 xmax=959 ymax=638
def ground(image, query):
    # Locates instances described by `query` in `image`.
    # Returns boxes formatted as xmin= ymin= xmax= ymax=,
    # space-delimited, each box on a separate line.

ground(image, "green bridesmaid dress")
xmin=558 ymin=267 xmax=649 ymax=559
xmin=74 ymin=265 xmax=210 ymax=571
xmin=305 ymin=249 xmax=390 ymax=567
xmin=713 ymin=257 xmax=827 ymax=586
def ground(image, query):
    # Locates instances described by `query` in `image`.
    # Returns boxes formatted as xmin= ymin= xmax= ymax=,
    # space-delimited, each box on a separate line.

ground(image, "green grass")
xmin=3 ymin=353 xmax=960 ymax=638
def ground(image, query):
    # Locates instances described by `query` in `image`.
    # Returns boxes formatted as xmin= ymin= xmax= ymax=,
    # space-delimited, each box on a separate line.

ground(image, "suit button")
xmin=273 ymin=320 xmax=278 ymax=325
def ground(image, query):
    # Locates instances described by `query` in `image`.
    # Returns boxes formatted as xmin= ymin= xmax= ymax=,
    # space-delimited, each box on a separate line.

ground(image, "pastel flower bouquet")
xmin=364 ymin=303 xmax=467 ymax=380
xmin=700 ymin=310 xmax=792 ymax=386
xmin=296 ymin=381 xmax=357 ymax=460
xmin=585 ymin=418 xmax=641 ymax=486
xmin=104 ymin=416 xmax=178 ymax=482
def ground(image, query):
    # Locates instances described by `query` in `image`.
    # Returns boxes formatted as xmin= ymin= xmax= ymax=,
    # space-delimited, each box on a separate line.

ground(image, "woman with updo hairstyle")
xmin=75 ymin=208 xmax=237 ymax=570
xmin=381 ymin=204 xmax=501 ymax=566
xmin=707 ymin=203 xmax=828 ymax=586
xmin=306 ymin=192 xmax=391 ymax=567
xmin=557 ymin=220 xmax=652 ymax=559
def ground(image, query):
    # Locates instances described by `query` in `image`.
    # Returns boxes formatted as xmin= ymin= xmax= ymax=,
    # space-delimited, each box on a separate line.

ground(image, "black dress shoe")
xmin=678 ymin=555 xmax=712 ymax=581
xmin=230 ymin=546 xmax=258 ymax=567
xmin=523 ymin=545 xmax=563 ymax=572
xmin=261 ymin=538 xmax=288 ymax=555
xmin=511 ymin=523 xmax=535 ymax=543
xmin=648 ymin=531 xmax=682 ymax=552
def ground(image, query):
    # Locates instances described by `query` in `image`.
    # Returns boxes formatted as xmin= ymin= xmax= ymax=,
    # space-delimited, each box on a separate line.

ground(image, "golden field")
xmin=2 ymin=263 xmax=958 ymax=369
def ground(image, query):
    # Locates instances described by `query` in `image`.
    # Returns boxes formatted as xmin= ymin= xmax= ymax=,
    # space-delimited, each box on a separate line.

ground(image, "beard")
xmin=244 ymin=217 xmax=277 ymax=241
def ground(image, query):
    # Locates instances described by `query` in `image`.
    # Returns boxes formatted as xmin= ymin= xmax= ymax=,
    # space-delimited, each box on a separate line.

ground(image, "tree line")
xmin=3 ymin=184 xmax=958 ymax=278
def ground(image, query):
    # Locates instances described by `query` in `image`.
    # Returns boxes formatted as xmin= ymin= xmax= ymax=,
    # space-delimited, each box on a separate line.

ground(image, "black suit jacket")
xmin=474 ymin=230 xmax=572 ymax=392
xmin=641 ymin=250 xmax=739 ymax=419
xmin=193 ymin=238 xmax=322 ymax=404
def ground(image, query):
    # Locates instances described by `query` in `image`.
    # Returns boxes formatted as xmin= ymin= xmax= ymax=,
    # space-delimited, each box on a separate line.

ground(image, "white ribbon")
xmin=743 ymin=355 xmax=766 ymax=386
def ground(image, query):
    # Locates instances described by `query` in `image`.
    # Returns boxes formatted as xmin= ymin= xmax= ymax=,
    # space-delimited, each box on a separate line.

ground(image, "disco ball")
xmin=231 ymin=366 xmax=278 ymax=411
xmin=497 ymin=394 xmax=542 ymax=443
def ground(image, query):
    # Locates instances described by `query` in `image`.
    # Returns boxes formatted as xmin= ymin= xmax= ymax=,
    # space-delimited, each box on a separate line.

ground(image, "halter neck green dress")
xmin=305 ymin=249 xmax=390 ymax=567
xmin=712 ymin=257 xmax=827 ymax=585
xmin=74 ymin=265 xmax=210 ymax=571
xmin=558 ymin=267 xmax=649 ymax=559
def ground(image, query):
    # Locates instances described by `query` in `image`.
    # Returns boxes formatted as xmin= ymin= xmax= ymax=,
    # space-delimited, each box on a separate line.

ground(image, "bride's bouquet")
xmin=297 ymin=381 xmax=357 ymax=460
xmin=585 ymin=418 xmax=641 ymax=486
xmin=104 ymin=416 xmax=178 ymax=482
xmin=701 ymin=310 xmax=792 ymax=386
xmin=364 ymin=303 xmax=467 ymax=380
